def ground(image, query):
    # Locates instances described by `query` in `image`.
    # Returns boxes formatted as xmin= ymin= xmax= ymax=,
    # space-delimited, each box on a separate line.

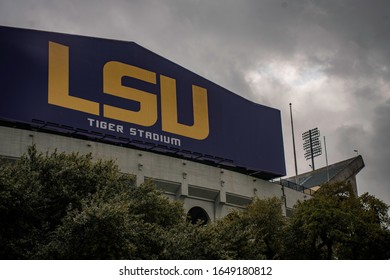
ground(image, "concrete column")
xmin=136 ymin=152 xmax=144 ymax=186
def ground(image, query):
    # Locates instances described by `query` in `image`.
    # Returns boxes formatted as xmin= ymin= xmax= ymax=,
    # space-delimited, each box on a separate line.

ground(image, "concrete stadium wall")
xmin=0 ymin=125 xmax=307 ymax=221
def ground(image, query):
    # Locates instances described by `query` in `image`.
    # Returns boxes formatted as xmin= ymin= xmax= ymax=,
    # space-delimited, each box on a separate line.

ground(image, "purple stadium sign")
xmin=0 ymin=26 xmax=286 ymax=179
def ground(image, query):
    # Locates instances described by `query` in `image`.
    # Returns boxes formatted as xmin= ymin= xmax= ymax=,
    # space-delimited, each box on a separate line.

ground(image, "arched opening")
xmin=187 ymin=207 xmax=209 ymax=225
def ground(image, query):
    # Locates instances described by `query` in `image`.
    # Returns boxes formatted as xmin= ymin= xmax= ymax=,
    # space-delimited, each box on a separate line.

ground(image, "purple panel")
xmin=0 ymin=26 xmax=286 ymax=179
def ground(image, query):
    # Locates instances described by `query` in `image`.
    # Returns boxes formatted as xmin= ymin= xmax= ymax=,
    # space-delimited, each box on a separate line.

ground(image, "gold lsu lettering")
xmin=48 ymin=41 xmax=209 ymax=140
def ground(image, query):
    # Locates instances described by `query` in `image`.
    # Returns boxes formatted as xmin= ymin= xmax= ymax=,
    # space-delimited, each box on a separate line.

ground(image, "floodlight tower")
xmin=302 ymin=128 xmax=322 ymax=171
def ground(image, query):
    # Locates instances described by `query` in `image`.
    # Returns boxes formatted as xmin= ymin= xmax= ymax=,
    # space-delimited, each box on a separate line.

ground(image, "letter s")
xmin=129 ymin=127 xmax=137 ymax=136
xmin=103 ymin=61 xmax=157 ymax=126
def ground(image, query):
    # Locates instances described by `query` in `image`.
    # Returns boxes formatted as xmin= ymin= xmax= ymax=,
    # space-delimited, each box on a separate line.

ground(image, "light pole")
xmin=289 ymin=103 xmax=298 ymax=184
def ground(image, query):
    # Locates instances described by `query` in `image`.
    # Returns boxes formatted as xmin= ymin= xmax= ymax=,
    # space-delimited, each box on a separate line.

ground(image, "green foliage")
xmin=283 ymin=182 xmax=390 ymax=259
xmin=1 ymin=146 xmax=390 ymax=260
xmin=160 ymin=221 xmax=232 ymax=260
xmin=179 ymin=197 xmax=286 ymax=260
xmin=159 ymin=198 xmax=285 ymax=260
xmin=0 ymin=146 xmax=184 ymax=259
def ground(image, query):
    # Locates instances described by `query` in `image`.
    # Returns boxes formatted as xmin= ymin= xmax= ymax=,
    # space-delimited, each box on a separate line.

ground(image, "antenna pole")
xmin=324 ymin=136 xmax=330 ymax=182
xmin=289 ymin=103 xmax=298 ymax=184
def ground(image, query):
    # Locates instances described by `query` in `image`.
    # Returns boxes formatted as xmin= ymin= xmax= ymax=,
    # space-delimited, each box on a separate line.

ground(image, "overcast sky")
xmin=1 ymin=0 xmax=389 ymax=206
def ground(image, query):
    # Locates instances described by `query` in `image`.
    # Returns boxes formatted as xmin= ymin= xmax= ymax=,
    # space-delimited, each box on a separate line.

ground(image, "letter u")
xmin=160 ymin=75 xmax=209 ymax=140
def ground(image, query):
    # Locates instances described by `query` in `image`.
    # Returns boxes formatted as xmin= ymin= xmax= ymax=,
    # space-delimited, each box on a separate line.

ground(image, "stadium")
xmin=1 ymin=25 xmax=348 ymax=224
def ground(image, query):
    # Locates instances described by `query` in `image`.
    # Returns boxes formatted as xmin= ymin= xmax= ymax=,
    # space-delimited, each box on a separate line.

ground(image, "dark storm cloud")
xmin=311 ymin=1 xmax=390 ymax=80
xmin=1 ymin=0 xmax=389 ymax=205
xmin=335 ymin=99 xmax=390 ymax=203
xmin=370 ymin=99 xmax=390 ymax=182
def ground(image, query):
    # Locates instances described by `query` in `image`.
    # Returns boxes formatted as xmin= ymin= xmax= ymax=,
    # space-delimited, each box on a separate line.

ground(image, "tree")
xmin=194 ymin=197 xmax=286 ymax=260
xmin=282 ymin=182 xmax=390 ymax=259
xmin=3 ymin=146 xmax=389 ymax=260
xmin=159 ymin=197 xmax=287 ymax=260
xmin=0 ymin=146 xmax=185 ymax=259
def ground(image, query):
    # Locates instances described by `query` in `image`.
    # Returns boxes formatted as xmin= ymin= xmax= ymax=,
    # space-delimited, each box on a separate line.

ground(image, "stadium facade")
xmin=0 ymin=125 xmax=308 ymax=223
xmin=0 ymin=26 xmax=309 ymax=223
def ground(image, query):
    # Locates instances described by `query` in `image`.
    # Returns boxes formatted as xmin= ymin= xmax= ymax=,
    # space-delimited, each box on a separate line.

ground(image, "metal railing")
xmin=279 ymin=179 xmax=315 ymax=196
